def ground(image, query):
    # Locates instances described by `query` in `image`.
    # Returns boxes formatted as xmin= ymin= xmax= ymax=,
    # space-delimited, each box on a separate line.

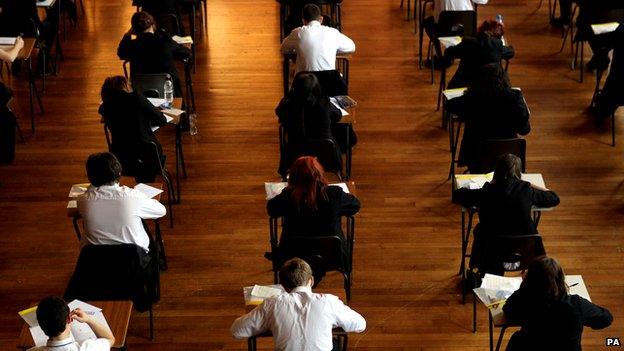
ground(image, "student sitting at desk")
xmin=503 ymin=257 xmax=613 ymax=351
xmin=98 ymin=75 xmax=168 ymax=168
xmin=275 ymin=72 xmax=357 ymax=176
xmin=593 ymin=25 xmax=624 ymax=119
xmin=28 ymin=295 xmax=114 ymax=351
xmin=267 ymin=156 xmax=360 ymax=283
xmin=117 ymin=11 xmax=190 ymax=96
xmin=444 ymin=19 xmax=514 ymax=89
xmin=231 ymin=258 xmax=366 ymax=351
xmin=446 ymin=64 xmax=529 ymax=172
xmin=77 ymin=152 xmax=166 ymax=253
xmin=453 ymin=154 xmax=560 ymax=274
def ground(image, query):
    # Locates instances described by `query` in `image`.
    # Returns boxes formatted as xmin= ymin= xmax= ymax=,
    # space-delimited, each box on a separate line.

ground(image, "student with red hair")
xmin=267 ymin=156 xmax=360 ymax=283
xmin=444 ymin=19 xmax=515 ymax=89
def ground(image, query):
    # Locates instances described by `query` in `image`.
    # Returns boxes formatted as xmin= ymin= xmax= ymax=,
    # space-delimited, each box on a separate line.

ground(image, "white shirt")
xmin=433 ymin=0 xmax=488 ymax=21
xmin=28 ymin=337 xmax=110 ymax=351
xmin=280 ymin=21 xmax=356 ymax=73
xmin=230 ymin=286 xmax=366 ymax=351
xmin=77 ymin=184 xmax=166 ymax=252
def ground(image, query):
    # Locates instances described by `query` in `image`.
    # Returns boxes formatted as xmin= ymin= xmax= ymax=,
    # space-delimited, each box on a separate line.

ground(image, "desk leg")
xmin=27 ymin=57 xmax=44 ymax=133
xmin=460 ymin=210 xmax=466 ymax=276
xmin=437 ymin=67 xmax=446 ymax=113
xmin=154 ymin=219 xmax=168 ymax=271
xmin=175 ymin=125 xmax=183 ymax=203
xmin=345 ymin=124 xmax=351 ymax=180
xmin=495 ymin=326 xmax=507 ymax=351
xmin=190 ymin=4 xmax=197 ymax=73
xmin=489 ymin=312 xmax=493 ymax=351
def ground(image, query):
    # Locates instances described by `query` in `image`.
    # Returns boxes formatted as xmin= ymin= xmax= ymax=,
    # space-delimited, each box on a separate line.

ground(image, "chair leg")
xmin=344 ymin=272 xmax=351 ymax=303
xmin=472 ymin=291 xmax=477 ymax=333
xmin=149 ymin=305 xmax=154 ymax=340
xmin=495 ymin=326 xmax=508 ymax=351
xmin=162 ymin=171 xmax=175 ymax=228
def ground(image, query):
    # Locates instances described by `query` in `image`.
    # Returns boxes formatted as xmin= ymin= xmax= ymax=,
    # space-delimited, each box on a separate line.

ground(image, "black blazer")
xmin=98 ymin=91 xmax=168 ymax=156
xmin=0 ymin=0 xmax=41 ymax=36
xmin=595 ymin=25 xmax=624 ymax=117
xmin=454 ymin=178 xmax=560 ymax=236
xmin=267 ymin=185 xmax=360 ymax=240
xmin=447 ymin=88 xmax=530 ymax=170
xmin=575 ymin=0 xmax=624 ymax=42
xmin=444 ymin=33 xmax=515 ymax=89
xmin=503 ymin=287 xmax=613 ymax=351
xmin=117 ymin=30 xmax=190 ymax=96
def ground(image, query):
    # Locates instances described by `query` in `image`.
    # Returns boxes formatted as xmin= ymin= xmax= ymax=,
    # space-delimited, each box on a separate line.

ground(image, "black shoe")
xmin=263 ymin=251 xmax=273 ymax=261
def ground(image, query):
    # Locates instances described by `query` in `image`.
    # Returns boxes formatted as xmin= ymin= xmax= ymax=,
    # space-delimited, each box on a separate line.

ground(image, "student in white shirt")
xmin=280 ymin=4 xmax=355 ymax=73
xmin=77 ymin=152 xmax=166 ymax=253
xmin=28 ymin=296 xmax=114 ymax=351
xmin=230 ymin=258 xmax=366 ymax=351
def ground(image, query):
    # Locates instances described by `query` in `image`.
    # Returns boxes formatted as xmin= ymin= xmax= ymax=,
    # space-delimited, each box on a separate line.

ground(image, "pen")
xmin=568 ymin=283 xmax=579 ymax=288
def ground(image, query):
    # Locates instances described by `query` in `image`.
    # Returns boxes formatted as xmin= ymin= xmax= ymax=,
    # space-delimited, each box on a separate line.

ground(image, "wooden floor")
xmin=0 ymin=0 xmax=623 ymax=349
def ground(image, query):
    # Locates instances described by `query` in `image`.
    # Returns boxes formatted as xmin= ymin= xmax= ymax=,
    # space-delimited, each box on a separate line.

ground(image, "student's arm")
xmin=136 ymin=194 xmax=167 ymax=219
xmin=452 ymin=187 xmax=483 ymax=207
xmin=0 ymin=37 xmax=24 ymax=63
xmin=117 ymin=33 xmax=134 ymax=60
xmin=443 ymin=40 xmax=466 ymax=61
xmin=267 ymin=192 xmax=288 ymax=217
xmin=335 ymin=31 xmax=356 ymax=53
xmin=230 ymin=305 xmax=269 ymax=339
xmin=502 ymin=287 xmax=529 ymax=322
xmin=502 ymin=45 xmax=515 ymax=60
xmin=328 ymin=101 xmax=342 ymax=124
xmin=510 ymin=90 xmax=530 ymax=135
xmin=578 ymin=297 xmax=613 ymax=329
xmin=71 ymin=308 xmax=115 ymax=347
xmin=164 ymin=31 xmax=191 ymax=60
xmin=138 ymin=94 xmax=168 ymax=127
xmin=329 ymin=296 xmax=366 ymax=332
xmin=280 ymin=29 xmax=299 ymax=54
xmin=530 ymin=186 xmax=560 ymax=208
xmin=339 ymin=190 xmax=360 ymax=216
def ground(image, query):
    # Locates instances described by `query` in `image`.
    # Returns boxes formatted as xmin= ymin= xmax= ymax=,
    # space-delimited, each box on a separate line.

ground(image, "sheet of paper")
xmin=147 ymin=98 xmax=167 ymax=107
xmin=473 ymin=274 xmax=522 ymax=308
xmin=439 ymin=36 xmax=462 ymax=48
xmin=162 ymin=109 xmax=183 ymax=118
xmin=134 ymin=183 xmax=163 ymax=199
xmin=442 ymin=87 xmax=467 ymax=100
xmin=566 ymin=275 xmax=591 ymax=301
xmin=520 ymin=174 xmax=546 ymax=189
xmin=172 ymin=35 xmax=193 ymax=44
xmin=331 ymin=183 xmax=350 ymax=194
xmin=251 ymin=285 xmax=283 ymax=299
xmin=19 ymin=306 xmax=39 ymax=327
xmin=36 ymin=0 xmax=56 ymax=7
xmin=244 ymin=284 xmax=284 ymax=306
xmin=29 ymin=326 xmax=48 ymax=346
xmin=591 ymin=22 xmax=620 ymax=35
xmin=67 ymin=200 xmax=77 ymax=209
xmin=69 ymin=183 xmax=90 ymax=198
xmin=67 ymin=300 xmax=102 ymax=312
xmin=330 ymin=99 xmax=349 ymax=116
xmin=265 ymin=182 xmax=288 ymax=200
xmin=455 ymin=172 xmax=494 ymax=190
xmin=0 ymin=37 xmax=16 ymax=45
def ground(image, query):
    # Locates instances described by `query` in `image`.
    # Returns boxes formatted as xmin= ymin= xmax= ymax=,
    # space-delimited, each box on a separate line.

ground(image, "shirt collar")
xmin=291 ymin=286 xmax=313 ymax=294
xmin=46 ymin=336 xmax=75 ymax=347
xmin=306 ymin=20 xmax=321 ymax=27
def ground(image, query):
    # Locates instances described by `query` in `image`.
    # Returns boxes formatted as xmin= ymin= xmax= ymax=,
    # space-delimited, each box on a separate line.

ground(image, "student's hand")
xmin=14 ymin=37 xmax=24 ymax=50
xmin=70 ymin=308 xmax=92 ymax=323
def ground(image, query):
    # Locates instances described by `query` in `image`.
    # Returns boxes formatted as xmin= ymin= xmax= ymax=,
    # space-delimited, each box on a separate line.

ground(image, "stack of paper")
xmin=591 ymin=22 xmax=620 ymax=35
xmin=473 ymin=274 xmax=522 ymax=309
xmin=264 ymin=182 xmax=350 ymax=200
xmin=243 ymin=285 xmax=284 ymax=306
xmin=455 ymin=172 xmax=494 ymax=190
xmin=439 ymin=36 xmax=462 ymax=48
xmin=0 ymin=37 xmax=17 ymax=45
xmin=68 ymin=183 xmax=91 ymax=198
xmin=442 ymin=87 xmax=468 ymax=101
xmin=18 ymin=300 xmax=111 ymax=347
xmin=172 ymin=35 xmax=193 ymax=45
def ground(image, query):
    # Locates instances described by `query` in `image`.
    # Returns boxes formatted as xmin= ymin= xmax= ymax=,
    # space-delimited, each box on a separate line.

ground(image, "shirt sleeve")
xmin=79 ymin=338 xmax=112 ymax=351
xmin=511 ymin=91 xmax=531 ymax=135
xmin=138 ymin=94 xmax=168 ymax=127
xmin=530 ymin=188 xmax=560 ymax=209
xmin=280 ymin=30 xmax=298 ymax=54
xmin=329 ymin=296 xmax=366 ymax=332
xmin=578 ymin=297 xmax=613 ymax=329
xmin=230 ymin=305 xmax=269 ymax=339
xmin=335 ymin=31 xmax=355 ymax=53
xmin=136 ymin=195 xmax=167 ymax=219
xmin=117 ymin=34 xmax=133 ymax=60
xmin=339 ymin=191 xmax=360 ymax=216
xmin=502 ymin=286 xmax=529 ymax=322
xmin=267 ymin=192 xmax=287 ymax=217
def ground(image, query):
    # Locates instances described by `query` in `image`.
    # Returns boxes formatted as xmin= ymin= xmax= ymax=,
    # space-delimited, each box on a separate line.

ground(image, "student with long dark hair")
xmin=503 ymin=257 xmax=613 ymax=351
xmin=444 ymin=19 xmax=515 ymax=89
xmin=267 ymin=156 xmax=360 ymax=282
xmin=447 ymin=64 xmax=530 ymax=172
xmin=275 ymin=72 xmax=356 ymax=176
xmin=454 ymin=154 xmax=560 ymax=273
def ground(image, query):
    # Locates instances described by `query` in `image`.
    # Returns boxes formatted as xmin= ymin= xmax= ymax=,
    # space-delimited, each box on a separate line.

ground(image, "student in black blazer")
xmin=444 ymin=19 xmax=515 ymax=89
xmin=453 ymin=154 xmax=560 ymax=273
xmin=594 ymin=25 xmax=624 ymax=119
xmin=503 ymin=257 xmax=613 ymax=351
xmin=446 ymin=64 xmax=530 ymax=173
xmin=117 ymin=11 xmax=190 ymax=96
xmin=275 ymin=72 xmax=356 ymax=176
xmin=575 ymin=0 xmax=624 ymax=71
xmin=267 ymin=156 xmax=360 ymax=283
xmin=98 ymin=76 xmax=168 ymax=172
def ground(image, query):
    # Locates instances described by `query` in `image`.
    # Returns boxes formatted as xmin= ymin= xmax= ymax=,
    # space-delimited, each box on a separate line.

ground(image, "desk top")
xmin=490 ymin=275 xmax=590 ymax=327
xmin=18 ymin=300 xmax=133 ymax=350
xmin=0 ymin=38 xmax=36 ymax=60
xmin=265 ymin=181 xmax=356 ymax=200
xmin=283 ymin=51 xmax=354 ymax=60
xmin=454 ymin=173 xmax=545 ymax=191
xmin=36 ymin=0 xmax=58 ymax=8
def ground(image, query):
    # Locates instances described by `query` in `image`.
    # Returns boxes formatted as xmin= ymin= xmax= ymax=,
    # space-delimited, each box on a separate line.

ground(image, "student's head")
xmin=290 ymin=72 xmax=323 ymax=105
xmin=287 ymin=156 xmax=329 ymax=210
xmin=86 ymin=152 xmax=122 ymax=187
xmin=0 ymin=82 xmax=13 ymax=106
xmin=478 ymin=19 xmax=505 ymax=38
xmin=36 ymin=296 xmax=70 ymax=338
xmin=131 ymin=11 xmax=156 ymax=34
xmin=279 ymin=258 xmax=314 ymax=291
xmin=468 ymin=63 xmax=510 ymax=96
xmin=493 ymin=153 xmax=522 ymax=183
xmin=522 ymin=256 xmax=568 ymax=300
xmin=101 ymin=76 xmax=132 ymax=103
xmin=302 ymin=4 xmax=322 ymax=24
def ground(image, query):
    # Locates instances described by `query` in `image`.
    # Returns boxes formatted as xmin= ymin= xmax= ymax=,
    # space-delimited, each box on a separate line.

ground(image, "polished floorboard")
xmin=0 ymin=0 xmax=623 ymax=349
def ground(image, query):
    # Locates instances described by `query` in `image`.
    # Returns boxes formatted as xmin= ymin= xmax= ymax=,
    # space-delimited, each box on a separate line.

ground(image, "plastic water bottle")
xmin=164 ymin=77 xmax=174 ymax=107
xmin=496 ymin=14 xmax=504 ymax=25
xmin=189 ymin=113 xmax=198 ymax=136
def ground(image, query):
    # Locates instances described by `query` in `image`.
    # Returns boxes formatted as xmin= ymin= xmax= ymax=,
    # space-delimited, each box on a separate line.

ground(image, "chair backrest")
xmin=472 ymin=138 xmax=527 ymax=174
xmin=437 ymin=10 xmax=477 ymax=38
xmin=307 ymin=70 xmax=348 ymax=97
xmin=303 ymin=138 xmax=343 ymax=179
xmin=103 ymin=123 xmax=112 ymax=151
xmin=132 ymin=73 xmax=172 ymax=98
xmin=156 ymin=13 xmax=182 ymax=36
xmin=283 ymin=235 xmax=347 ymax=273
xmin=64 ymin=244 xmax=158 ymax=312
xmin=483 ymin=234 xmax=546 ymax=274
xmin=112 ymin=140 xmax=164 ymax=181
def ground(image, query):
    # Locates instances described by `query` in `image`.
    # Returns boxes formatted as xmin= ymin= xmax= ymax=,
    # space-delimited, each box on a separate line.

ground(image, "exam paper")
xmin=134 ymin=183 xmax=163 ymax=198
xmin=439 ymin=36 xmax=462 ymax=48
xmin=591 ymin=22 xmax=620 ymax=35
xmin=172 ymin=35 xmax=193 ymax=44
xmin=0 ymin=37 xmax=17 ymax=45
xmin=147 ymin=97 xmax=167 ymax=107
xmin=251 ymin=285 xmax=283 ymax=299
xmin=69 ymin=183 xmax=91 ymax=198
xmin=265 ymin=182 xmax=350 ymax=200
